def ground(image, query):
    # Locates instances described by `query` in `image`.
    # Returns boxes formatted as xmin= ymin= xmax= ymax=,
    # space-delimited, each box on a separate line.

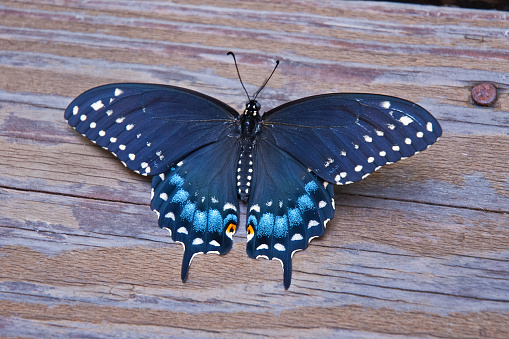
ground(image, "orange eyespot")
xmin=226 ymin=222 xmax=237 ymax=235
xmin=247 ymin=224 xmax=254 ymax=235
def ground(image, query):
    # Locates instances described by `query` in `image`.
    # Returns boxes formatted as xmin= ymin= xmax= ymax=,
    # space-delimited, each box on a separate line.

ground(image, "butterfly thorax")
xmin=237 ymin=100 xmax=261 ymax=202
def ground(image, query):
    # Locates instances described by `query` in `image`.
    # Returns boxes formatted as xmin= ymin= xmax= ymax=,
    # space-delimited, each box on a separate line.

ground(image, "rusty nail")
xmin=471 ymin=82 xmax=497 ymax=106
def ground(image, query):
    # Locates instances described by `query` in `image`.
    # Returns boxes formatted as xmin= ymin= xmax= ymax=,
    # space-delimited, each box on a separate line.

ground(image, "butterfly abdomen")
xmin=237 ymin=141 xmax=255 ymax=202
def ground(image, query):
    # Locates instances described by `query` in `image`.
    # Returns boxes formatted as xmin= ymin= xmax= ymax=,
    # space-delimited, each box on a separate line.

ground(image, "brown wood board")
xmin=0 ymin=1 xmax=508 ymax=338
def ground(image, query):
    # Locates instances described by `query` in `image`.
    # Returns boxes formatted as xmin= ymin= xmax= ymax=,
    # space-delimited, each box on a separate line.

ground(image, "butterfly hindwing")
xmin=246 ymin=138 xmax=335 ymax=289
xmin=261 ymin=94 xmax=442 ymax=185
xmin=150 ymin=137 xmax=241 ymax=281
xmin=65 ymin=83 xmax=239 ymax=176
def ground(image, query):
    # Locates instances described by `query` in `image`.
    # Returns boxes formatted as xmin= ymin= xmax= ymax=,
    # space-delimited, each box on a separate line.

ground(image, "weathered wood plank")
xmin=1 ymin=0 xmax=508 ymax=337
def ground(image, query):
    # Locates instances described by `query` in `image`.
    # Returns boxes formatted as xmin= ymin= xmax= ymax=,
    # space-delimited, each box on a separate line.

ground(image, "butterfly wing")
xmin=64 ymin=83 xmax=239 ymax=176
xmin=261 ymin=94 xmax=442 ymax=185
xmin=151 ymin=137 xmax=241 ymax=282
xmin=246 ymin=137 xmax=335 ymax=289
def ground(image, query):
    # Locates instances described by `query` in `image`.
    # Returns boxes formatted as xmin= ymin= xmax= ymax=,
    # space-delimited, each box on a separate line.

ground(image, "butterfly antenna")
xmin=253 ymin=59 xmax=279 ymax=100
xmin=227 ymin=51 xmax=251 ymax=100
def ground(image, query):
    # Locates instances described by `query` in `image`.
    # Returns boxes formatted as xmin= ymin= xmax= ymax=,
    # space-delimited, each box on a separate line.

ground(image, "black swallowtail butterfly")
xmin=65 ymin=53 xmax=442 ymax=289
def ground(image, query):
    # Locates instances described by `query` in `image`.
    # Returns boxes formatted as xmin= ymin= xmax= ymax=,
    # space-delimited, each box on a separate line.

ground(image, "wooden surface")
xmin=1 ymin=1 xmax=508 ymax=338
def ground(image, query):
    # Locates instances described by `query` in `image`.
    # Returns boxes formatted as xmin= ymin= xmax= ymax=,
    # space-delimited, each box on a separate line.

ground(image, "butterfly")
xmin=64 ymin=52 xmax=442 ymax=289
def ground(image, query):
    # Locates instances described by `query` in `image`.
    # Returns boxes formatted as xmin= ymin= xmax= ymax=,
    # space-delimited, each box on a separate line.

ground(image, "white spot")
xmin=249 ymin=204 xmax=260 ymax=213
xmin=224 ymin=203 xmax=237 ymax=212
xmin=119 ymin=144 xmax=126 ymax=151
xmin=345 ymin=181 xmax=353 ymax=184
xmin=319 ymin=201 xmax=327 ymax=208
xmin=323 ymin=182 xmax=329 ymax=188
xmin=89 ymin=122 xmax=96 ymax=129
xmin=72 ymin=106 xmax=79 ymax=115
xmin=427 ymin=122 xmax=433 ymax=132
xmin=160 ymin=193 xmax=168 ymax=201
xmin=279 ymin=201 xmax=283 ymax=208
xmin=405 ymin=138 xmax=412 ymax=145
xmin=237 ymin=168 xmax=241 ymax=172
xmin=248 ymin=169 xmax=253 ymax=173
xmin=91 ymin=100 xmax=104 ymax=111
xmin=376 ymin=130 xmax=384 ymax=136
xmin=364 ymin=135 xmax=372 ymax=142
xmin=388 ymin=124 xmax=395 ymax=130
xmin=109 ymin=98 xmax=114 ymax=104
xmin=209 ymin=240 xmax=220 ymax=246
xmin=137 ymin=133 xmax=142 ymax=138
xmin=245 ymin=188 xmax=249 ymax=193
xmin=106 ymin=109 xmax=113 ymax=116
xmin=146 ymin=142 xmax=151 ymax=147
xmin=114 ymin=88 xmax=124 ymax=96
xmin=274 ymin=243 xmax=286 ymax=251
xmin=416 ymin=131 xmax=424 ymax=138
xmin=354 ymin=144 xmax=359 ymax=149
xmin=340 ymin=172 xmax=347 ymax=178
xmin=247 ymin=176 xmax=252 ymax=180
xmin=249 ymin=161 xmax=253 ymax=165
xmin=150 ymin=188 xmax=154 ymax=199
xmin=375 ymin=166 xmax=382 ymax=171
xmin=362 ymin=173 xmax=370 ymax=179
xmin=247 ymin=182 xmax=251 ymax=187
xmin=379 ymin=151 xmax=386 ymax=157
xmin=367 ymin=157 xmax=374 ymax=163
xmin=238 ymin=160 xmax=242 ymax=165
xmin=165 ymin=212 xmax=175 ymax=220
xmin=80 ymin=114 xmax=87 ymax=121
xmin=129 ymin=153 xmax=136 ymax=160
xmin=266 ymin=200 xmax=273 ymax=207
xmin=324 ymin=157 xmax=334 ymax=167
xmin=177 ymin=161 xmax=183 ymax=167
xmin=99 ymin=130 xmax=106 ymax=137
xmin=237 ymin=175 xmax=241 ymax=180
xmin=334 ymin=175 xmax=341 ymax=183
xmin=211 ymin=197 xmax=219 ymax=203
xmin=399 ymin=116 xmax=413 ymax=126
xmin=237 ymin=181 xmax=241 ymax=186
xmin=159 ymin=173 xmax=165 ymax=180
xmin=291 ymin=234 xmax=303 ymax=241
xmin=331 ymin=198 xmax=335 ymax=210
xmin=392 ymin=145 xmax=400 ymax=151
xmin=177 ymin=227 xmax=188 ymax=234
xmin=192 ymin=238 xmax=204 ymax=245
xmin=156 ymin=151 xmax=162 ymax=156
xmin=324 ymin=219 xmax=330 ymax=227
xmin=116 ymin=117 xmax=125 ymax=123
xmin=145 ymin=167 xmax=151 ymax=174
xmin=381 ymin=101 xmax=391 ymax=109
xmin=126 ymin=124 xmax=134 ymax=131
xmin=141 ymin=162 xmax=148 ymax=168
xmin=256 ymin=244 xmax=269 ymax=250
xmin=341 ymin=151 xmax=347 ymax=156
xmin=355 ymin=165 xmax=363 ymax=172
xmin=308 ymin=220 xmax=319 ymax=228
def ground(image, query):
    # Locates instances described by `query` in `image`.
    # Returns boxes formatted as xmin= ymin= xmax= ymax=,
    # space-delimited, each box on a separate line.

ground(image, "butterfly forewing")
xmin=65 ymin=83 xmax=239 ymax=176
xmin=261 ymin=94 xmax=442 ymax=185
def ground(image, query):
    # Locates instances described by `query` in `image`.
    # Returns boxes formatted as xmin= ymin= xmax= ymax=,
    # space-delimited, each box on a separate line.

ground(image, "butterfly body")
xmin=65 ymin=74 xmax=441 ymax=289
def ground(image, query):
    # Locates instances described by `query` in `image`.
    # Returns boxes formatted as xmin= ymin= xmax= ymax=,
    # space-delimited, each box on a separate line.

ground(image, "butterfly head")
xmin=245 ymin=100 xmax=261 ymax=116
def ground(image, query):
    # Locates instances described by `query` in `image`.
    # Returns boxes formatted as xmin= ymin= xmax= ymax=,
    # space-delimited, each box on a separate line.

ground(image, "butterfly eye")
xmin=226 ymin=222 xmax=237 ymax=237
xmin=246 ymin=224 xmax=255 ymax=242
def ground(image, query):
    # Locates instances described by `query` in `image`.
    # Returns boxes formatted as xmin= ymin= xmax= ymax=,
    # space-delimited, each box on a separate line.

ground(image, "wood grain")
xmin=1 ymin=1 xmax=508 ymax=337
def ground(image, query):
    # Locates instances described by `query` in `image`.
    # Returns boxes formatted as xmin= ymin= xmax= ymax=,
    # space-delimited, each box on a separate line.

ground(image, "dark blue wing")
xmin=151 ymin=137 xmax=241 ymax=281
xmin=246 ymin=137 xmax=335 ymax=289
xmin=261 ymin=94 xmax=442 ymax=185
xmin=64 ymin=83 xmax=239 ymax=176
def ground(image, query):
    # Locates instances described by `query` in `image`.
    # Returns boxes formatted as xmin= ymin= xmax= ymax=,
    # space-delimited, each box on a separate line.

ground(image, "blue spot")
xmin=274 ymin=215 xmax=288 ymax=237
xmin=288 ymin=208 xmax=303 ymax=228
xmin=171 ymin=188 xmax=189 ymax=204
xmin=193 ymin=210 xmax=207 ymax=232
xmin=180 ymin=201 xmax=196 ymax=221
xmin=208 ymin=209 xmax=222 ymax=233
xmin=170 ymin=174 xmax=185 ymax=188
xmin=257 ymin=213 xmax=274 ymax=237
xmin=247 ymin=215 xmax=258 ymax=227
xmin=304 ymin=181 xmax=319 ymax=193
xmin=224 ymin=213 xmax=237 ymax=225
xmin=297 ymin=195 xmax=314 ymax=212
